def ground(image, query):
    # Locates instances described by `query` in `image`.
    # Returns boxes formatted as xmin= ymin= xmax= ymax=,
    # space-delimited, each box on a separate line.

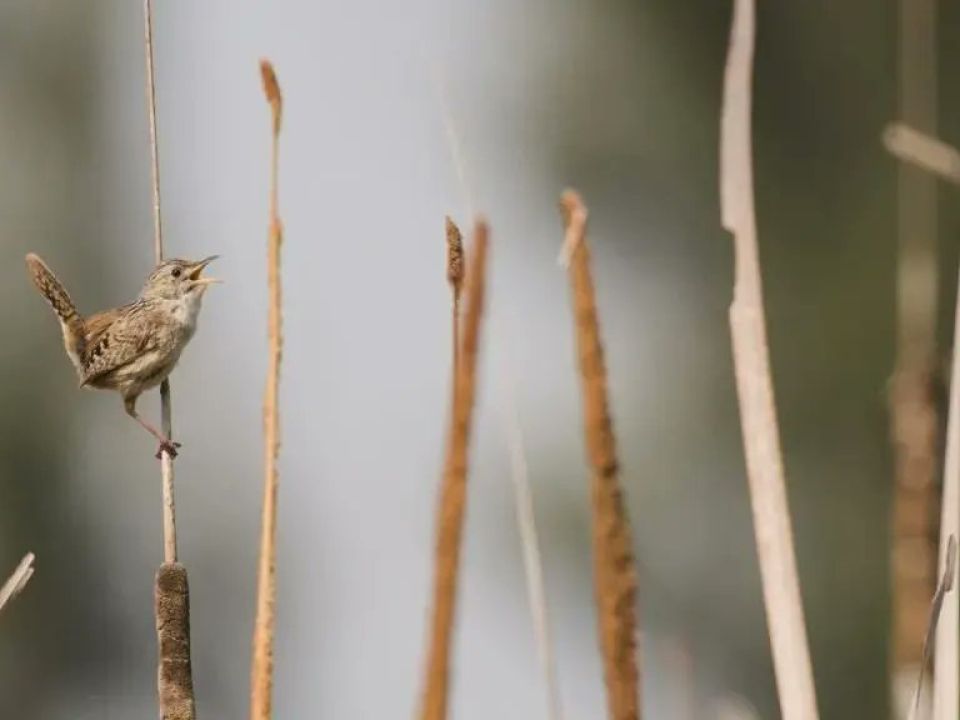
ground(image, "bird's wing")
xmin=83 ymin=306 xmax=126 ymax=348
xmin=80 ymin=303 xmax=160 ymax=385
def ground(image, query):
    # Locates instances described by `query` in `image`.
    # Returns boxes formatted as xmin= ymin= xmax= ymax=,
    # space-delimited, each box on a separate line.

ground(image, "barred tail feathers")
xmin=25 ymin=253 xmax=86 ymax=373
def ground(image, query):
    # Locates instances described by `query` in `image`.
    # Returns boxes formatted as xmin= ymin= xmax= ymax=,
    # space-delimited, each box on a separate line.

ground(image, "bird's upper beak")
xmin=187 ymin=255 xmax=221 ymax=290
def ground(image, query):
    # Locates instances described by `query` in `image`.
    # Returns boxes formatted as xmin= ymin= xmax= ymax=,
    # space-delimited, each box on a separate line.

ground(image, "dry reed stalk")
xmin=931 ymin=261 xmax=960 ymax=720
xmin=889 ymin=4 xmax=941 ymax=711
xmin=249 ymin=58 xmax=284 ymax=720
xmin=884 ymin=124 xmax=960 ymax=186
xmin=0 ymin=553 xmax=35 ymax=615
xmin=719 ymin=2 xmax=818 ymax=719
xmin=559 ymin=190 xmax=639 ymax=720
xmin=440 ymin=82 xmax=564 ymax=718
xmin=142 ymin=2 xmax=196 ymax=717
xmin=142 ymin=0 xmax=178 ymax=564
xmin=882 ymin=75 xmax=960 ymax=720
xmin=910 ymin=536 xmax=957 ymax=720
xmin=499 ymin=361 xmax=564 ymax=720
xmin=420 ymin=219 xmax=489 ymax=720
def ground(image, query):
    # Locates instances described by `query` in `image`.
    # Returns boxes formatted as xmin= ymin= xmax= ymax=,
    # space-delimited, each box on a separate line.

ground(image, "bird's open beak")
xmin=187 ymin=255 xmax=221 ymax=289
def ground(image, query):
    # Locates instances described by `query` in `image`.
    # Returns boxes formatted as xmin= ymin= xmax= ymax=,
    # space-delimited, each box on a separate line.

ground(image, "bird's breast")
xmin=160 ymin=294 xmax=203 ymax=341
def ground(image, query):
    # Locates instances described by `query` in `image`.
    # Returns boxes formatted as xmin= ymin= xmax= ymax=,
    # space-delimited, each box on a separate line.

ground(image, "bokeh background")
xmin=0 ymin=2 xmax=958 ymax=718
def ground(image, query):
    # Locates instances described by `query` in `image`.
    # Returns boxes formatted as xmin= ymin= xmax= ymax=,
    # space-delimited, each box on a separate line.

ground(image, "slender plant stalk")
xmin=499 ymin=356 xmax=564 ymax=720
xmin=420 ymin=219 xmax=489 ymax=720
xmin=932 ymin=261 xmax=960 ymax=720
xmin=884 ymin=124 xmax=960 ymax=185
xmin=910 ymin=537 xmax=957 ymax=720
xmin=441 ymin=93 xmax=563 ymax=717
xmin=142 ymin=0 xmax=178 ymax=564
xmin=883 ymin=107 xmax=960 ymax=720
xmin=560 ymin=190 xmax=640 ymax=720
xmin=890 ymin=1 xmax=941 ymax=710
xmin=0 ymin=553 xmax=35 ymax=615
xmin=719 ymin=2 xmax=818 ymax=718
xmin=250 ymin=58 xmax=284 ymax=720
xmin=143 ymin=2 xmax=196 ymax=718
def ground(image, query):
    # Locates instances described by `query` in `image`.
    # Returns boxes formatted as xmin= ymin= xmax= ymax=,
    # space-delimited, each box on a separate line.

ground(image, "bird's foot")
xmin=155 ymin=439 xmax=183 ymax=460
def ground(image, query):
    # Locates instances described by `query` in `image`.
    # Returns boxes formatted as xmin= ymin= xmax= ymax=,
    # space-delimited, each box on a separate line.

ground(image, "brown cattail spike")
xmin=445 ymin=216 xmax=464 ymax=297
xmin=259 ymin=59 xmax=283 ymax=136
xmin=560 ymin=190 xmax=640 ymax=720
xmin=420 ymin=219 xmax=489 ymax=720
xmin=155 ymin=563 xmax=196 ymax=720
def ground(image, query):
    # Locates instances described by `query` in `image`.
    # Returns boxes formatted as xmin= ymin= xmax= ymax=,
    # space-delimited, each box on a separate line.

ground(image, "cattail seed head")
xmin=445 ymin=216 xmax=464 ymax=296
xmin=259 ymin=59 xmax=283 ymax=135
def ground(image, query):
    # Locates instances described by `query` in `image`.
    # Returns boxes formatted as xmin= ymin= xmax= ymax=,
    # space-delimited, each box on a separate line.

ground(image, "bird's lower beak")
xmin=188 ymin=255 xmax=221 ymax=288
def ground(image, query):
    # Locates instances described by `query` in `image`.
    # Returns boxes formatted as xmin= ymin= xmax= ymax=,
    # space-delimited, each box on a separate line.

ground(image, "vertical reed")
xmin=250 ymin=58 xmax=284 ymax=720
xmin=420 ymin=220 xmax=489 ymax=720
xmin=931 ymin=261 xmax=960 ymax=720
xmin=720 ymin=1 xmax=818 ymax=718
xmin=0 ymin=553 xmax=35 ymax=615
xmin=560 ymin=190 xmax=640 ymax=720
xmin=142 ymin=2 xmax=196 ymax=718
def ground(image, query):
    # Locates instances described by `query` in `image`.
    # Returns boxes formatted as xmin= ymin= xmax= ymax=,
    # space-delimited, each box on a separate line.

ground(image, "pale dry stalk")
xmin=420 ymin=220 xmax=489 ymax=720
xmin=0 ymin=553 xmax=35 ymax=615
xmin=440 ymin=87 xmax=563 ymax=718
xmin=142 ymin=0 xmax=178 ymax=565
xmin=931 ymin=261 xmax=960 ymax=720
xmin=884 ymin=124 xmax=960 ymax=186
xmin=720 ymin=1 xmax=818 ymax=718
xmin=909 ymin=537 xmax=957 ymax=720
xmin=560 ymin=190 xmax=640 ymax=720
xmin=499 ymin=359 xmax=564 ymax=720
xmin=250 ymin=58 xmax=284 ymax=720
xmin=142 ymin=2 xmax=196 ymax=717
xmin=889 ymin=3 xmax=941 ymax=712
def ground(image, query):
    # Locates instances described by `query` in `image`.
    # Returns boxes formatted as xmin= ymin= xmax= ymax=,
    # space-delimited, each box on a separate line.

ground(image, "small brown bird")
xmin=26 ymin=253 xmax=220 ymax=458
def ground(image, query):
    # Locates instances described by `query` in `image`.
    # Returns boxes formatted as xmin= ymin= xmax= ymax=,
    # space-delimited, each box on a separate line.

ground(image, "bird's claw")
xmin=155 ymin=439 xmax=183 ymax=460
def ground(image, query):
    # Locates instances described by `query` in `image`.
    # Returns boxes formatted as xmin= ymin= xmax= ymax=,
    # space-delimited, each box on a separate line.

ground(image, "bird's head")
xmin=140 ymin=256 xmax=221 ymax=301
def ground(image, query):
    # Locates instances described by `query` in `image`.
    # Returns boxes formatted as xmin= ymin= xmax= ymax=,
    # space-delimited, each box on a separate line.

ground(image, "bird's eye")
xmin=171 ymin=267 xmax=182 ymax=278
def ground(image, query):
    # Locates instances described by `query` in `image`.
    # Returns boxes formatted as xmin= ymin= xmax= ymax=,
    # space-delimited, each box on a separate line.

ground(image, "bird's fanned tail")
xmin=25 ymin=253 xmax=86 ymax=375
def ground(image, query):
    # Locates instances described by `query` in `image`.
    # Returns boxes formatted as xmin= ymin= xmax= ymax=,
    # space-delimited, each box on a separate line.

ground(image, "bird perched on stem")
xmin=25 ymin=253 xmax=220 ymax=458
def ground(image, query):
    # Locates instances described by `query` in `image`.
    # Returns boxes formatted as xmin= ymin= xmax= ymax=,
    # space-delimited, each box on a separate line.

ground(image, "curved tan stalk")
xmin=142 ymin=2 xmax=196 ymax=718
xmin=250 ymin=58 xmax=284 ymax=720
xmin=560 ymin=190 xmax=640 ymax=720
xmin=720 ymin=2 xmax=818 ymax=718
xmin=420 ymin=220 xmax=489 ymax=720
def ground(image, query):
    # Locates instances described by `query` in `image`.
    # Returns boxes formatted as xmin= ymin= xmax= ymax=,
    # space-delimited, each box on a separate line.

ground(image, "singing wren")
xmin=25 ymin=253 xmax=220 ymax=458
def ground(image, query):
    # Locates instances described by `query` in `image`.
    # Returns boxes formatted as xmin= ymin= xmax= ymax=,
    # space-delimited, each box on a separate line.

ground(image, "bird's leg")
xmin=123 ymin=395 xmax=182 ymax=459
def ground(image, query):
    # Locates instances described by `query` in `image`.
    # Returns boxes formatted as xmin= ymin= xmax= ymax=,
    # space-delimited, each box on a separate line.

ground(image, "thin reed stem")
xmin=143 ymin=0 xmax=178 ymax=564
xmin=560 ymin=189 xmax=640 ymax=720
xmin=250 ymin=58 xmax=284 ymax=720
xmin=499 ymin=356 xmax=564 ymax=720
xmin=889 ymin=1 xmax=941 ymax=708
xmin=720 ymin=2 xmax=818 ymax=718
xmin=932 ymin=259 xmax=960 ymax=720
xmin=911 ymin=537 xmax=957 ymax=720
xmin=420 ymin=219 xmax=489 ymax=720
xmin=143 ymin=0 xmax=163 ymax=262
xmin=143 ymin=3 xmax=196 ymax=718
xmin=0 ymin=553 xmax=35 ymax=615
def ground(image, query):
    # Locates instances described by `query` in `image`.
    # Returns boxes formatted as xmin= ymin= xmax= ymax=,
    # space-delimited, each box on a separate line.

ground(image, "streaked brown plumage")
xmin=26 ymin=253 xmax=220 ymax=458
